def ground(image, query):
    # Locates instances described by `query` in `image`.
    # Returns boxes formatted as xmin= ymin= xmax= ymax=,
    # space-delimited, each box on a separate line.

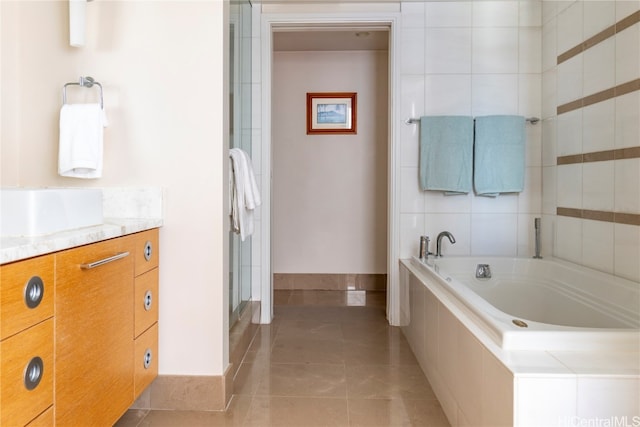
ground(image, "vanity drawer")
xmin=0 ymin=254 xmax=54 ymax=340
xmin=134 ymin=268 xmax=159 ymax=338
xmin=134 ymin=322 xmax=158 ymax=399
xmin=25 ymin=406 xmax=53 ymax=427
xmin=0 ymin=318 xmax=54 ymax=427
xmin=134 ymin=229 xmax=159 ymax=277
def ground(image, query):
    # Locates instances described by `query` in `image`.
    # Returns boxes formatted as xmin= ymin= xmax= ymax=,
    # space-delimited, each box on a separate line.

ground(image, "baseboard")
xmin=273 ymin=273 xmax=387 ymax=291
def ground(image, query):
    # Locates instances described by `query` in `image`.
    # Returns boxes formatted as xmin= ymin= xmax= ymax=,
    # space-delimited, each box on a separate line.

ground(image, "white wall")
xmin=272 ymin=50 xmax=388 ymax=274
xmin=0 ymin=1 xmax=230 ymax=375
xmin=398 ymin=1 xmax=543 ymax=260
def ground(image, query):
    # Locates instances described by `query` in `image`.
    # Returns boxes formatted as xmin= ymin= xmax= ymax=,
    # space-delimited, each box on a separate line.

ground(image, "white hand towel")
xmin=58 ymin=103 xmax=108 ymax=179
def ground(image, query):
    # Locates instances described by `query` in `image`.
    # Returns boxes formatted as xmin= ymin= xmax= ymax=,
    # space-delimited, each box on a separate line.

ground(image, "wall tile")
xmin=470 ymin=213 xmax=518 ymax=256
xmin=424 ymin=190 xmax=472 ymax=214
xmin=582 ymin=99 xmax=615 ymax=153
xmin=399 ymin=213 xmax=426 ymax=259
xmin=519 ymin=74 xmax=542 ymax=120
xmin=541 ymin=117 xmax=557 ymax=166
xmin=519 ymin=28 xmax=542 ymax=73
xmin=582 ymin=219 xmax=615 ymax=274
xmin=615 ymin=91 xmax=640 ymax=149
xmin=471 ymin=192 xmax=518 ymax=214
xmin=555 ymin=216 xmax=582 ymax=264
xmin=519 ymin=0 xmax=542 ymax=27
xmin=615 ymin=158 xmax=640 ymax=214
xmin=517 ymin=213 xmax=538 ymax=257
xmin=424 ymin=74 xmax=472 ymax=116
xmin=542 ymin=166 xmax=557 ymax=215
xmin=541 ymin=0 xmax=558 ymax=26
xmin=557 ymin=163 xmax=583 ymax=209
xmin=400 ymin=167 xmax=425 ymax=213
xmin=425 ymin=1 xmax=472 ymax=28
xmin=542 ymin=17 xmax=557 ymax=72
xmin=583 ymin=0 xmax=616 ymax=41
xmin=557 ymin=54 xmax=583 ymax=106
xmin=472 ymin=28 xmax=519 ymax=74
xmin=400 ymin=122 xmax=420 ymax=168
xmin=401 ymin=1 xmax=425 ymax=29
xmin=472 ymin=1 xmax=519 ymax=27
xmin=556 ymin=109 xmax=583 ymax=156
xmin=400 ymin=28 xmax=425 ymax=75
xmin=614 ymin=223 xmax=640 ymax=282
xmin=400 ymin=75 xmax=425 ymax=126
xmin=518 ymin=166 xmax=542 ymax=213
xmin=541 ymin=68 xmax=557 ymax=119
xmin=525 ymin=119 xmax=543 ymax=167
xmin=472 ymin=74 xmax=519 ymax=116
xmin=425 ymin=28 xmax=472 ymax=74
xmin=583 ymin=38 xmax=615 ymax=97
xmin=615 ymin=23 xmax=640 ymax=86
xmin=541 ymin=213 xmax=556 ymax=257
xmin=557 ymin=1 xmax=583 ymax=54
xmin=582 ymin=161 xmax=615 ymax=212
xmin=616 ymin=0 xmax=640 ymax=21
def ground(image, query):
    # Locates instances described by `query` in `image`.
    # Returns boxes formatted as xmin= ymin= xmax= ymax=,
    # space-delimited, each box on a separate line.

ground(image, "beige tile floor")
xmin=115 ymin=290 xmax=449 ymax=426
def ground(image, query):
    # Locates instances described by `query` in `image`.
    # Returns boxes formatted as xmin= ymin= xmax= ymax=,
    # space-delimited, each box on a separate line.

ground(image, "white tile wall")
xmin=555 ymin=216 xmax=582 ymax=264
xmin=425 ymin=1 xmax=472 ymax=28
xmin=519 ymin=27 xmax=542 ymax=73
xmin=614 ymin=223 xmax=640 ymax=282
xmin=616 ymin=0 xmax=640 ymax=21
xmin=615 ymin=23 xmax=640 ymax=85
xmin=582 ymin=99 xmax=615 ymax=153
xmin=472 ymin=1 xmax=518 ymax=28
xmin=614 ymin=158 xmax=640 ymax=214
xmin=541 ymin=16 xmax=557 ymax=72
xmin=401 ymin=28 xmax=426 ymax=74
xmin=582 ymin=161 xmax=615 ymax=212
xmin=557 ymin=1 xmax=583 ymax=54
xmin=425 ymin=28 xmax=472 ymax=74
xmin=557 ymin=164 xmax=583 ymax=208
xmin=519 ymin=0 xmax=541 ymax=28
xmin=424 ymin=75 xmax=472 ymax=115
xmin=615 ymin=91 xmax=640 ymax=149
xmin=541 ymin=68 xmax=557 ymax=119
xmin=542 ymin=166 xmax=556 ymax=214
xmin=472 ymin=74 xmax=519 ymax=115
xmin=541 ymin=117 xmax=557 ymax=166
xmin=515 ymin=377 xmax=577 ymax=426
xmin=556 ymin=109 xmax=583 ymax=156
xmin=577 ymin=378 xmax=640 ymax=420
xmin=582 ymin=219 xmax=615 ymax=274
xmin=472 ymin=28 xmax=519 ymax=73
xmin=583 ymin=0 xmax=616 ymax=40
xmin=557 ymin=54 xmax=583 ymax=105
xmin=583 ymin=39 xmax=615 ymax=96
xmin=471 ymin=213 xmax=518 ymax=256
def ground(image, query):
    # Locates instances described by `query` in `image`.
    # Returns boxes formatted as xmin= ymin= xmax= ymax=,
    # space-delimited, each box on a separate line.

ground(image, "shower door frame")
xmin=260 ymin=9 xmax=402 ymax=325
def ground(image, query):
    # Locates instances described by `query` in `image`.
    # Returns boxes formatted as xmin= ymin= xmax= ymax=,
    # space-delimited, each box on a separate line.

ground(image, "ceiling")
xmin=273 ymin=28 xmax=389 ymax=51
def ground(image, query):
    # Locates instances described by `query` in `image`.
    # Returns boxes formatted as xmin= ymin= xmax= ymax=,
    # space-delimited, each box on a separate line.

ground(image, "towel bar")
xmin=405 ymin=116 xmax=540 ymax=125
xmin=62 ymin=76 xmax=104 ymax=109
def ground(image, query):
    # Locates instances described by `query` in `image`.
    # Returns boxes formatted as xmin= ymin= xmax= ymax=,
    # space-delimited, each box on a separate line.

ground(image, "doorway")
xmin=259 ymin=15 xmax=401 ymax=325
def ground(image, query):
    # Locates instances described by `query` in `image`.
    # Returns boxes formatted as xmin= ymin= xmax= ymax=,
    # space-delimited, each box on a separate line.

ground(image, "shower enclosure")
xmin=228 ymin=0 xmax=252 ymax=328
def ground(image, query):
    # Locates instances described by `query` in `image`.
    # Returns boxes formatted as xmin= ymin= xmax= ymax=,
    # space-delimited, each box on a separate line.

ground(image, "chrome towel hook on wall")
xmin=62 ymin=76 xmax=104 ymax=109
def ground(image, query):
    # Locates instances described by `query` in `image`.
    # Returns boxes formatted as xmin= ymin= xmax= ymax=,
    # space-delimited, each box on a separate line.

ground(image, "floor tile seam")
xmin=249 ymin=393 xmax=349 ymax=400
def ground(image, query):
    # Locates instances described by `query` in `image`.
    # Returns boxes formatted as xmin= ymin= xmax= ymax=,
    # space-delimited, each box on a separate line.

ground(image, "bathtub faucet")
xmin=436 ymin=231 xmax=456 ymax=257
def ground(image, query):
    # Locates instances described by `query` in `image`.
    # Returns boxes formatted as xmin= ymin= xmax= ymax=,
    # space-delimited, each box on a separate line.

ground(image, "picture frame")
xmin=306 ymin=92 xmax=357 ymax=135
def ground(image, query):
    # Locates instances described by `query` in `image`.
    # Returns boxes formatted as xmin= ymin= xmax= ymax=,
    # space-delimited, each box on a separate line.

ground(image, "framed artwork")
xmin=306 ymin=92 xmax=357 ymax=134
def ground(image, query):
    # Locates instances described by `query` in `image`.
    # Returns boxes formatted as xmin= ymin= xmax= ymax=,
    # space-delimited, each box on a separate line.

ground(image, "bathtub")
xmin=408 ymin=256 xmax=640 ymax=352
xmin=399 ymin=257 xmax=640 ymax=426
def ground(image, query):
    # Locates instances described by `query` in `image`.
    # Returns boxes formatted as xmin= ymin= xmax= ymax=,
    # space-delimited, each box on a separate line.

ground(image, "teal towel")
xmin=419 ymin=116 xmax=474 ymax=194
xmin=474 ymin=115 xmax=526 ymax=196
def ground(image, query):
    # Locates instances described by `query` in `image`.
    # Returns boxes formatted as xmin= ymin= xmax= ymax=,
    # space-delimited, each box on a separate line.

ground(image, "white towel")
xmin=229 ymin=148 xmax=261 ymax=241
xmin=58 ymin=103 xmax=108 ymax=179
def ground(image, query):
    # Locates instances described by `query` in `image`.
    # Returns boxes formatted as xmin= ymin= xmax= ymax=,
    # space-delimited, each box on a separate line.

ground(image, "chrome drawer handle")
xmin=24 ymin=276 xmax=44 ymax=309
xmin=24 ymin=356 xmax=44 ymax=390
xmin=81 ymin=251 xmax=130 ymax=270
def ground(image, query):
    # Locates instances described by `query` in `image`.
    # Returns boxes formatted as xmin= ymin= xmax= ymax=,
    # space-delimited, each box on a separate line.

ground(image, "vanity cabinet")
xmin=55 ymin=235 xmax=135 ymax=426
xmin=0 ymin=228 xmax=159 ymax=426
xmin=0 ymin=254 xmax=54 ymax=426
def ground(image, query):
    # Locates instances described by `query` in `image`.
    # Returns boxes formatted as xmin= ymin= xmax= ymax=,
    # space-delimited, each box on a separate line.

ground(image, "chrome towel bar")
xmin=62 ymin=76 xmax=104 ymax=109
xmin=405 ymin=116 xmax=540 ymax=125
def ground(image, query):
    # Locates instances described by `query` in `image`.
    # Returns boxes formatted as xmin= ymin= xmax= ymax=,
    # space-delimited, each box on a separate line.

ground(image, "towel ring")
xmin=62 ymin=76 xmax=104 ymax=109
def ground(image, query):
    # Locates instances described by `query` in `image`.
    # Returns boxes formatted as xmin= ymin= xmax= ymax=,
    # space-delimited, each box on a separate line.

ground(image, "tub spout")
xmin=436 ymin=231 xmax=456 ymax=257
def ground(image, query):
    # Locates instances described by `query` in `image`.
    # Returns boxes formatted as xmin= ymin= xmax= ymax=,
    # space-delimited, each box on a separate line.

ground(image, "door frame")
xmin=259 ymin=8 xmax=401 ymax=325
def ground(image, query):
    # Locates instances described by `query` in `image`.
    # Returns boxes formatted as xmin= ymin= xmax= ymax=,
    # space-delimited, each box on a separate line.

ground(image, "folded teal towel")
xmin=474 ymin=115 xmax=526 ymax=196
xmin=419 ymin=116 xmax=474 ymax=194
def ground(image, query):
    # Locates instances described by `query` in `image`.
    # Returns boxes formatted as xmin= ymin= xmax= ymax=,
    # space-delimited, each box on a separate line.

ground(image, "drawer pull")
xmin=144 ymin=290 xmax=153 ymax=311
xmin=143 ymin=348 xmax=153 ymax=369
xmin=144 ymin=241 xmax=153 ymax=262
xmin=81 ymin=251 xmax=130 ymax=270
xmin=24 ymin=276 xmax=44 ymax=309
xmin=24 ymin=356 xmax=44 ymax=390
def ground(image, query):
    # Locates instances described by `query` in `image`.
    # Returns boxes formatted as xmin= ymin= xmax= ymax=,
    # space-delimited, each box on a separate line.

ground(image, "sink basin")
xmin=0 ymin=188 xmax=103 ymax=237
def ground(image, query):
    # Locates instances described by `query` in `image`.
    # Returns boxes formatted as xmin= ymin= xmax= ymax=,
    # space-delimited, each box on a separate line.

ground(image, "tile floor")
xmin=115 ymin=290 xmax=449 ymax=426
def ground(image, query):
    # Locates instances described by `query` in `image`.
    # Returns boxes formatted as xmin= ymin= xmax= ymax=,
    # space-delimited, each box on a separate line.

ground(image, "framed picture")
xmin=306 ymin=92 xmax=357 ymax=135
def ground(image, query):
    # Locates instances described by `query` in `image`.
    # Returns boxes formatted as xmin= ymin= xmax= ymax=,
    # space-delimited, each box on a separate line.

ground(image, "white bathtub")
xmin=409 ymin=256 xmax=640 ymax=351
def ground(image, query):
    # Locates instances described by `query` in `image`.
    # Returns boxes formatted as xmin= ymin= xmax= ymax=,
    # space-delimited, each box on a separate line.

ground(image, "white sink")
xmin=0 ymin=188 xmax=103 ymax=237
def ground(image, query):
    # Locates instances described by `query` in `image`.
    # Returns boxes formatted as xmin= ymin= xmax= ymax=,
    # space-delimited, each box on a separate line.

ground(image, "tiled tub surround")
xmin=543 ymin=3 xmax=640 ymax=283
xmin=400 ymin=258 xmax=640 ymax=427
xmin=0 ymin=187 xmax=163 ymax=264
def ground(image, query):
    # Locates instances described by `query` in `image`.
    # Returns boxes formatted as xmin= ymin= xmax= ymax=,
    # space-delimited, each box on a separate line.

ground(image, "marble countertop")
xmin=1 ymin=187 xmax=164 ymax=265
xmin=1 ymin=218 xmax=163 ymax=265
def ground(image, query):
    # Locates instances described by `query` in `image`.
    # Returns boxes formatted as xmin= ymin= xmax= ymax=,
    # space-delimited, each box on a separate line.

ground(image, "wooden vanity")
xmin=0 ymin=228 xmax=159 ymax=426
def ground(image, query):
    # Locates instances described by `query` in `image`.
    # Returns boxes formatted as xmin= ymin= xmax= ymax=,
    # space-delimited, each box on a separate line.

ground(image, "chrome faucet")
xmin=436 ymin=231 xmax=456 ymax=257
